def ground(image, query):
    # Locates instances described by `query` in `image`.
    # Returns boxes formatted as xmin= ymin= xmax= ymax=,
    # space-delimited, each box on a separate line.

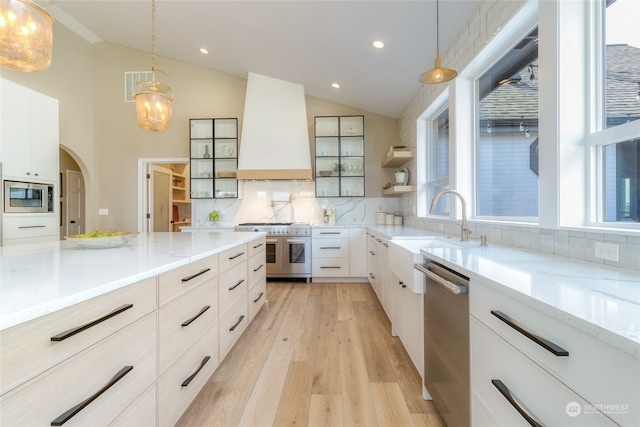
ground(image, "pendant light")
xmin=134 ymin=0 xmax=174 ymax=132
xmin=419 ymin=0 xmax=457 ymax=84
xmin=0 ymin=0 xmax=54 ymax=72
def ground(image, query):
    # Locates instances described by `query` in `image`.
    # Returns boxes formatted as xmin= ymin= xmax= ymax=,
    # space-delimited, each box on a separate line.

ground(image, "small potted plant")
xmin=395 ymin=167 xmax=408 ymax=185
xmin=208 ymin=210 xmax=220 ymax=226
xmin=332 ymin=162 xmax=345 ymax=175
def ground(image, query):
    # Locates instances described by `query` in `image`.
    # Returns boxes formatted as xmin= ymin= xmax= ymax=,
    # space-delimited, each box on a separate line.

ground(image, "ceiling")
xmin=50 ymin=0 xmax=481 ymax=118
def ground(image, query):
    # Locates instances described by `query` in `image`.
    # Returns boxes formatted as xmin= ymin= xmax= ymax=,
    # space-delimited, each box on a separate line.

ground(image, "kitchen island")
xmin=0 ymin=231 xmax=267 ymax=426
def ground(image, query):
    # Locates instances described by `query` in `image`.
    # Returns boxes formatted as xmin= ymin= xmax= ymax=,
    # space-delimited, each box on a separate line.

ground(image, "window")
xmin=591 ymin=0 xmax=640 ymax=224
xmin=475 ymin=28 xmax=539 ymax=219
xmin=427 ymin=107 xmax=450 ymax=215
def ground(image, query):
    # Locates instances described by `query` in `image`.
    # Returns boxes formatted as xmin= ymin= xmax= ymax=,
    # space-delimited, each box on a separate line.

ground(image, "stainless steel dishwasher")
xmin=414 ymin=257 xmax=469 ymax=427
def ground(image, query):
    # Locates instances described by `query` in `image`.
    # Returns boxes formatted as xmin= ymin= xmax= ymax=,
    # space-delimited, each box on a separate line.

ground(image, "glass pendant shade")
xmin=419 ymin=56 xmax=457 ymax=84
xmin=134 ymin=77 xmax=174 ymax=132
xmin=0 ymin=0 xmax=53 ymax=72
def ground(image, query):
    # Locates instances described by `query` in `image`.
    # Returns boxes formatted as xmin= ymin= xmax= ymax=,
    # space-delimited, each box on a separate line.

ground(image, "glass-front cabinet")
xmin=189 ymin=118 xmax=238 ymax=199
xmin=315 ymin=115 xmax=364 ymax=197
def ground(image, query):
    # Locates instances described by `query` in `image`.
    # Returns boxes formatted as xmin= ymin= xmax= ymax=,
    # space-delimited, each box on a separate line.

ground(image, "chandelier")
xmin=0 ymin=0 xmax=54 ymax=72
xmin=133 ymin=0 xmax=174 ymax=132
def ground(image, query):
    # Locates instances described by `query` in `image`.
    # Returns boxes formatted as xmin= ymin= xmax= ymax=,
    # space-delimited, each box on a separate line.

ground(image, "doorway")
xmin=138 ymin=159 xmax=190 ymax=232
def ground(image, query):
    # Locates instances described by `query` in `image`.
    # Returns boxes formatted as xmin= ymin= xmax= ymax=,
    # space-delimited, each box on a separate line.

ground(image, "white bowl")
xmin=65 ymin=232 xmax=138 ymax=249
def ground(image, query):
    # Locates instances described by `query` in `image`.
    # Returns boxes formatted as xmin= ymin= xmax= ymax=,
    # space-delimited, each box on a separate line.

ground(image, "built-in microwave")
xmin=4 ymin=180 xmax=54 ymax=213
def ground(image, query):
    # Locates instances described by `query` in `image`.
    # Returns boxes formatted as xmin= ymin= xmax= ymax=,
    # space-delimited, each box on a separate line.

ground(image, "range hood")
xmin=237 ymin=72 xmax=313 ymax=181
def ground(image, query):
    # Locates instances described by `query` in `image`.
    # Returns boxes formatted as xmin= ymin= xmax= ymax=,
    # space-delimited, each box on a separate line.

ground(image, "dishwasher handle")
xmin=414 ymin=263 xmax=468 ymax=295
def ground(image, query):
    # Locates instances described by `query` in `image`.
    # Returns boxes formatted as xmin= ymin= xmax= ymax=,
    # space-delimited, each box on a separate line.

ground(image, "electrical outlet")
xmin=595 ymin=242 xmax=619 ymax=262
xmin=98 ymin=208 xmax=109 ymax=216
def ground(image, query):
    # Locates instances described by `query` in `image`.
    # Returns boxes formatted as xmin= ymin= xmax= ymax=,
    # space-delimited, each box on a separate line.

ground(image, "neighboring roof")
xmin=479 ymin=44 xmax=640 ymax=124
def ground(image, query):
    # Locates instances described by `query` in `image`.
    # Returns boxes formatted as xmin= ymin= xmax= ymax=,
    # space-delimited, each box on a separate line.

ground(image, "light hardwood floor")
xmin=176 ymin=281 xmax=446 ymax=427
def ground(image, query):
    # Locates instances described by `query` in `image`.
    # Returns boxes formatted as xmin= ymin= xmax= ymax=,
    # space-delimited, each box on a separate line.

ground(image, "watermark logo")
xmin=566 ymin=402 xmax=581 ymax=417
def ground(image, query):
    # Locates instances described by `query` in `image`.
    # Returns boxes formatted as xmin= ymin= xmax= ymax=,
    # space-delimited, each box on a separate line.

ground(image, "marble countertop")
xmin=0 ymin=231 xmax=266 ymax=331
xmin=420 ymin=244 xmax=640 ymax=359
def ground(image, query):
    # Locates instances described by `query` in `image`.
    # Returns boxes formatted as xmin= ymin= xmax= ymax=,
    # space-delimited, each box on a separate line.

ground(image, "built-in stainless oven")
xmin=4 ymin=180 xmax=54 ymax=213
xmin=236 ymin=223 xmax=312 ymax=282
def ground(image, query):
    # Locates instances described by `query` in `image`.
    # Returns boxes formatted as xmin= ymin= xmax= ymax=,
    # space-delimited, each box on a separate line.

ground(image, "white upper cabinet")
xmin=0 ymin=78 xmax=59 ymax=182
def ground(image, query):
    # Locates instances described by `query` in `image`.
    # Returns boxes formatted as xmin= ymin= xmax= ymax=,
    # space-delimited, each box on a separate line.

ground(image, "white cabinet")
xmin=367 ymin=231 xmax=379 ymax=296
xmin=218 ymin=243 xmax=249 ymax=361
xmin=0 ymin=78 xmax=59 ymax=182
xmin=366 ymin=229 xmax=390 ymax=311
xmin=248 ymin=237 xmax=267 ymax=323
xmin=389 ymin=271 xmax=423 ymax=378
xmin=349 ymin=227 xmax=367 ymax=277
xmin=471 ymin=279 xmax=638 ymax=426
xmin=2 ymin=215 xmax=59 ymax=246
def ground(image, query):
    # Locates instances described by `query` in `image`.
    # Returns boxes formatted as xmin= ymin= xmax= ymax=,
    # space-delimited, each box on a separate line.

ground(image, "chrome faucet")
xmin=430 ymin=189 xmax=472 ymax=241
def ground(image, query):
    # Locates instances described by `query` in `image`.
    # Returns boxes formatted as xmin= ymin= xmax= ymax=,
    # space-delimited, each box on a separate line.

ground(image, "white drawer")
xmin=0 ymin=277 xmax=156 ymax=396
xmin=471 ymin=318 xmax=615 ymax=426
xmin=248 ymin=236 xmax=266 ymax=257
xmin=219 ymin=297 xmax=248 ymax=361
xmin=110 ymin=383 xmax=156 ymax=427
xmin=248 ymin=251 xmax=266 ymax=287
xmin=312 ymin=257 xmax=350 ymax=277
xmin=159 ymin=324 xmax=219 ymax=427
xmin=159 ymin=254 xmax=218 ymax=306
xmin=312 ymin=238 xmax=349 ymax=258
xmin=248 ymin=277 xmax=267 ymax=323
xmin=219 ymin=243 xmax=248 ymax=272
xmin=159 ymin=280 xmax=218 ymax=373
xmin=471 ymin=280 xmax=639 ymax=426
xmin=312 ymin=227 xmax=349 ymax=238
xmin=1 ymin=313 xmax=157 ymax=426
xmin=2 ymin=215 xmax=58 ymax=239
xmin=218 ymin=261 xmax=248 ymax=316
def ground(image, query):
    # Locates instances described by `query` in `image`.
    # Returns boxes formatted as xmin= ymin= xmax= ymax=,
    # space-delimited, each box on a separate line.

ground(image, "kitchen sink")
xmin=388 ymin=238 xmax=463 ymax=293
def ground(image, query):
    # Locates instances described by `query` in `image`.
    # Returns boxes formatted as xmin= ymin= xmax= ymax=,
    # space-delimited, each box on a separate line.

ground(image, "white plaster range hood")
xmin=237 ymin=72 xmax=313 ymax=181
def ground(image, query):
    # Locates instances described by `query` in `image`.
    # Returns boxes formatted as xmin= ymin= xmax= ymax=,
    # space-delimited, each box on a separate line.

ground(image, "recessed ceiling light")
xmin=331 ymin=83 xmax=341 ymax=89
xmin=372 ymin=40 xmax=384 ymax=49
xmin=199 ymin=48 xmax=209 ymax=54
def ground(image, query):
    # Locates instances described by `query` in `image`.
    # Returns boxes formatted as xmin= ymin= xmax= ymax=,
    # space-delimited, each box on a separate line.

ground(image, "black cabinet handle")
xmin=320 ymin=266 xmax=341 ymax=269
xmin=51 ymin=366 xmax=133 ymax=426
xmin=492 ymin=379 xmax=544 ymax=427
xmin=253 ymin=292 xmax=264 ymax=303
xmin=181 ymin=268 xmax=211 ymax=282
xmin=253 ymin=264 xmax=264 ymax=272
xmin=229 ymin=252 xmax=245 ymax=260
xmin=51 ymin=304 xmax=133 ymax=342
xmin=369 ymin=273 xmax=375 ymax=279
xmin=491 ymin=310 xmax=569 ymax=356
xmin=229 ymin=279 xmax=245 ymax=291
xmin=319 ymin=231 xmax=341 ymax=235
xmin=18 ymin=225 xmax=46 ymax=229
xmin=369 ymin=251 xmax=375 ymax=255
xmin=181 ymin=356 xmax=210 ymax=387
xmin=253 ymin=242 xmax=264 ymax=249
xmin=400 ymin=281 xmax=406 ymax=288
xmin=229 ymin=315 xmax=245 ymax=331
xmin=320 ymin=246 xmax=341 ymax=250
xmin=181 ymin=305 xmax=210 ymax=327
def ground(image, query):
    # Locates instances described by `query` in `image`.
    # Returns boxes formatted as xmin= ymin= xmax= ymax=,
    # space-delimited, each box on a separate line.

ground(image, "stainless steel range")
xmin=235 ymin=223 xmax=312 ymax=282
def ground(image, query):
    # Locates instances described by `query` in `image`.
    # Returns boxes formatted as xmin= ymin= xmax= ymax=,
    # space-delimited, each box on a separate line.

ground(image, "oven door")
xmin=283 ymin=237 xmax=311 ymax=275
xmin=4 ymin=180 xmax=53 ymax=213
xmin=265 ymin=237 xmax=282 ymax=276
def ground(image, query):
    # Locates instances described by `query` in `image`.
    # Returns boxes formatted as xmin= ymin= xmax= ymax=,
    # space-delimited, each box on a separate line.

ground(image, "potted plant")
xmin=332 ymin=162 xmax=345 ymax=175
xmin=395 ymin=167 xmax=408 ymax=185
xmin=208 ymin=210 xmax=220 ymax=225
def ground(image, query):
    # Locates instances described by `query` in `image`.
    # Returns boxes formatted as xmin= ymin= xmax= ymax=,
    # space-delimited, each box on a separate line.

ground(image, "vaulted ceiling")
xmin=50 ymin=0 xmax=481 ymax=118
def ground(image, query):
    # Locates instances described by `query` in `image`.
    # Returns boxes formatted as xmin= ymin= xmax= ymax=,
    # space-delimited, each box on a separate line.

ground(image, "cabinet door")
xmin=349 ymin=228 xmax=367 ymax=277
xmin=0 ymin=79 xmax=33 ymax=179
xmin=29 ymin=90 xmax=59 ymax=181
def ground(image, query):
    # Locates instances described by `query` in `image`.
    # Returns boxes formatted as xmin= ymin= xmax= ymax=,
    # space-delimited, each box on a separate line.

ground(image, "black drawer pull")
xmin=320 ymin=266 xmax=341 ymax=269
xmin=181 ymin=268 xmax=211 ymax=282
xmin=229 ymin=252 xmax=245 ymax=260
xmin=19 ymin=225 xmax=46 ymax=229
xmin=181 ymin=356 xmax=210 ymax=387
xmin=229 ymin=279 xmax=245 ymax=291
xmin=253 ymin=292 xmax=264 ymax=303
xmin=369 ymin=251 xmax=375 ymax=255
xmin=320 ymin=231 xmax=341 ymax=235
xmin=492 ymin=379 xmax=544 ymax=427
xmin=253 ymin=242 xmax=264 ymax=249
xmin=370 ymin=273 xmax=375 ymax=279
xmin=51 ymin=366 xmax=133 ymax=426
xmin=491 ymin=310 xmax=569 ymax=356
xmin=229 ymin=315 xmax=245 ymax=331
xmin=181 ymin=305 xmax=210 ymax=327
xmin=320 ymin=246 xmax=341 ymax=250
xmin=383 ymin=243 xmax=388 ymax=247
xmin=51 ymin=304 xmax=133 ymax=342
xmin=253 ymin=264 xmax=264 ymax=272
